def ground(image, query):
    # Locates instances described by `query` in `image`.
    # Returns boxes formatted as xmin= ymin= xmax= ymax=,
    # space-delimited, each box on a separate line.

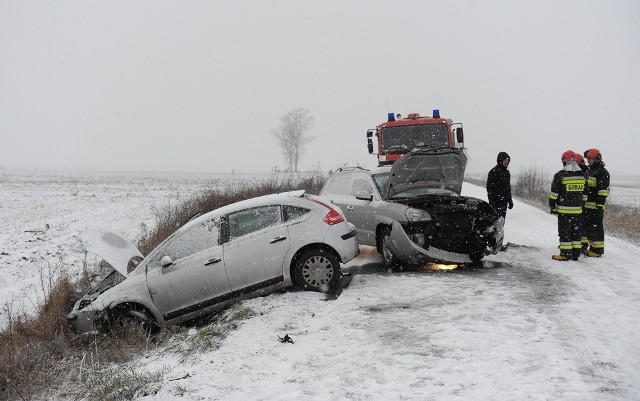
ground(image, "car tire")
xmin=380 ymin=228 xmax=399 ymax=269
xmin=108 ymin=307 xmax=160 ymax=336
xmin=294 ymin=248 xmax=341 ymax=292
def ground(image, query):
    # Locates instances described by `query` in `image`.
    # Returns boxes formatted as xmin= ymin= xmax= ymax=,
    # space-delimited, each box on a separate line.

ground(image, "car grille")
xmin=436 ymin=214 xmax=472 ymax=234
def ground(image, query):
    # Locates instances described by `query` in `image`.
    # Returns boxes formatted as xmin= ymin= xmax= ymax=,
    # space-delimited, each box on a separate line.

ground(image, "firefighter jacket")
xmin=583 ymin=162 xmax=610 ymax=210
xmin=549 ymin=162 xmax=585 ymax=215
xmin=487 ymin=163 xmax=512 ymax=206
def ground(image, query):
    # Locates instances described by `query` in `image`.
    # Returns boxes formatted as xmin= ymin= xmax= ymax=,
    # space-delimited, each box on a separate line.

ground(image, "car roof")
xmin=181 ymin=190 xmax=306 ymax=231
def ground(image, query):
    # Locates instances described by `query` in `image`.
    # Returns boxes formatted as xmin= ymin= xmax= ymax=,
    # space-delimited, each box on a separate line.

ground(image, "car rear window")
xmin=323 ymin=174 xmax=351 ymax=196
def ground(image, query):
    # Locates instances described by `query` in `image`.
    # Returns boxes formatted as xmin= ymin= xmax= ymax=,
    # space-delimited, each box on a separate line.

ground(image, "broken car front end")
xmin=387 ymin=195 xmax=504 ymax=264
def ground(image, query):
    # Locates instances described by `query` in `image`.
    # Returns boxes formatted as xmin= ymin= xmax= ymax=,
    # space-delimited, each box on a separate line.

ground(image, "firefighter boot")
xmin=552 ymin=254 xmax=570 ymax=261
xmin=583 ymin=249 xmax=601 ymax=258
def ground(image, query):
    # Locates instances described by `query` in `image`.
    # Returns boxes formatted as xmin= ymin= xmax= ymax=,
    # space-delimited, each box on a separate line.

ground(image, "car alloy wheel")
xmin=380 ymin=228 xmax=398 ymax=268
xmin=294 ymin=248 xmax=341 ymax=292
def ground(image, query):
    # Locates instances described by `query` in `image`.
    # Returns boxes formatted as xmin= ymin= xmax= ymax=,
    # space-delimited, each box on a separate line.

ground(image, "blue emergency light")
xmin=388 ymin=112 xmax=395 ymax=122
xmin=433 ymin=109 xmax=440 ymax=118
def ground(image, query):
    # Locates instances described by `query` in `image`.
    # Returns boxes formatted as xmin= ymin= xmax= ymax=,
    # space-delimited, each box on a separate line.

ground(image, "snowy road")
xmin=141 ymin=184 xmax=640 ymax=400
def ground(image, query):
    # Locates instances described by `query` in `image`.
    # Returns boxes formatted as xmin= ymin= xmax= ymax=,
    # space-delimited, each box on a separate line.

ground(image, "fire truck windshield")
xmin=381 ymin=124 xmax=448 ymax=153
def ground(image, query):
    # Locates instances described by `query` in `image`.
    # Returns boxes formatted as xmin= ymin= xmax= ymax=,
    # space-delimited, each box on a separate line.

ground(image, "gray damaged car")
xmin=68 ymin=190 xmax=359 ymax=334
xmin=319 ymin=148 xmax=504 ymax=266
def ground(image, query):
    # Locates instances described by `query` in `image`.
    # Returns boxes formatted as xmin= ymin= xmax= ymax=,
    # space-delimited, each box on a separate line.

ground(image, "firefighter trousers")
xmin=557 ymin=213 xmax=582 ymax=259
xmin=583 ymin=208 xmax=605 ymax=254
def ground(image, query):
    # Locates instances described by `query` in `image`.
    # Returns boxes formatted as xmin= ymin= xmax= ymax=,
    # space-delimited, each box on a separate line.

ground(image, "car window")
xmin=351 ymin=176 xmax=373 ymax=196
xmin=283 ymin=205 xmax=310 ymax=222
xmin=228 ymin=206 xmax=281 ymax=240
xmin=372 ymin=172 xmax=390 ymax=196
xmin=323 ymin=174 xmax=351 ymax=196
xmin=149 ymin=218 xmax=220 ymax=267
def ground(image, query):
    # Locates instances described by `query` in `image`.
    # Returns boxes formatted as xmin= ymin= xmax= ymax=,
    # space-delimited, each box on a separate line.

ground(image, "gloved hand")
xmin=508 ymin=200 xmax=514 ymax=209
xmin=550 ymin=208 xmax=557 ymax=215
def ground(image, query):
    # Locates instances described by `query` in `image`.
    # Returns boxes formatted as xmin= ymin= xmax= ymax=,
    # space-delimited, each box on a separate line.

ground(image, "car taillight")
xmin=309 ymin=197 xmax=345 ymax=225
xmin=323 ymin=209 xmax=345 ymax=225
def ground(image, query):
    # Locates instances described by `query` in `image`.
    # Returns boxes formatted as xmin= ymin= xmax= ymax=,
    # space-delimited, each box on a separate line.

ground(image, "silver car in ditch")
xmin=68 ymin=190 xmax=359 ymax=334
xmin=319 ymin=148 xmax=504 ymax=266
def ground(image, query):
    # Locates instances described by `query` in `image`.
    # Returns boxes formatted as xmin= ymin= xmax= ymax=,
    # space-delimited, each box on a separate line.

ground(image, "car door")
xmin=322 ymin=172 xmax=376 ymax=246
xmin=146 ymin=217 xmax=232 ymax=321
xmin=223 ymin=205 xmax=290 ymax=291
xmin=348 ymin=172 xmax=379 ymax=244
xmin=322 ymin=172 xmax=357 ymax=221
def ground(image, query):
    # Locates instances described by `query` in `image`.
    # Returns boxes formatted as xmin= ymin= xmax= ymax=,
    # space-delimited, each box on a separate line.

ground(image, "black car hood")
xmin=387 ymin=148 xmax=467 ymax=197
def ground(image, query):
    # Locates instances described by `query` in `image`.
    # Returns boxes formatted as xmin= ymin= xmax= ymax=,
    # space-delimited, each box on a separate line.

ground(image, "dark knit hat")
xmin=496 ymin=152 xmax=510 ymax=164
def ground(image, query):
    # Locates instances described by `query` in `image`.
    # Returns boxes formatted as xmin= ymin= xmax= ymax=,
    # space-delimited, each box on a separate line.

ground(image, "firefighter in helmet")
xmin=582 ymin=148 xmax=610 ymax=257
xmin=549 ymin=150 xmax=585 ymax=261
xmin=574 ymin=152 xmax=589 ymax=250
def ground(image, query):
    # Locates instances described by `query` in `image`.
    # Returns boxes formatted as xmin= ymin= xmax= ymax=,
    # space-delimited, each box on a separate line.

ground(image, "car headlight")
xmin=405 ymin=207 xmax=431 ymax=222
xmin=78 ymin=299 xmax=92 ymax=310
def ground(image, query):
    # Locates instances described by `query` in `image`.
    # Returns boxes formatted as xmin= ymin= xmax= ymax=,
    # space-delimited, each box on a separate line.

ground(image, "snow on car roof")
xmin=181 ymin=190 xmax=306 ymax=231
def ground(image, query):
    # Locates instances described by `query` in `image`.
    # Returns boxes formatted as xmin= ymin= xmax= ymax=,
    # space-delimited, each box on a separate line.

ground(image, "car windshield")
xmin=381 ymin=123 xmax=448 ymax=152
xmin=388 ymin=186 xmax=457 ymax=200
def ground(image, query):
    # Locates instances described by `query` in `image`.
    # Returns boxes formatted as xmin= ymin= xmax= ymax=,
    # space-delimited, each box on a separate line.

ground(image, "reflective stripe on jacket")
xmin=549 ymin=163 xmax=585 ymax=214
xmin=584 ymin=163 xmax=610 ymax=209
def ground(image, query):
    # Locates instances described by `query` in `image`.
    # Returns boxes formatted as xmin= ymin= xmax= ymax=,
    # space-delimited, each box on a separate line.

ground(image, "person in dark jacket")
xmin=582 ymin=148 xmax=610 ymax=257
xmin=549 ymin=150 xmax=585 ymax=261
xmin=486 ymin=152 xmax=513 ymax=219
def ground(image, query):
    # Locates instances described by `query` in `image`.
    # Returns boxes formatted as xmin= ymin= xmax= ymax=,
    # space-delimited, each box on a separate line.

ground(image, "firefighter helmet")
xmin=584 ymin=148 xmax=602 ymax=162
xmin=561 ymin=150 xmax=576 ymax=164
xmin=574 ymin=153 xmax=585 ymax=167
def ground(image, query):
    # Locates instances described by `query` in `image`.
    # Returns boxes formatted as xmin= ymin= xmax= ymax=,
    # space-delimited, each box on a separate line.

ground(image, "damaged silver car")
xmin=68 ymin=190 xmax=359 ymax=334
xmin=319 ymin=148 xmax=504 ymax=267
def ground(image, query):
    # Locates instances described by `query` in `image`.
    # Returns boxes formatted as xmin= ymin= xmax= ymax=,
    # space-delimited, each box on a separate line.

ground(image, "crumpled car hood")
xmin=387 ymin=148 xmax=467 ymax=196
xmin=79 ymin=228 xmax=143 ymax=277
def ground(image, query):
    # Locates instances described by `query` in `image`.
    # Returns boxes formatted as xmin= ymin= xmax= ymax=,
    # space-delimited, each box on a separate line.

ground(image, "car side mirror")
xmin=355 ymin=190 xmax=373 ymax=201
xmin=367 ymin=130 xmax=375 ymax=154
xmin=161 ymin=255 xmax=173 ymax=267
xmin=455 ymin=127 xmax=464 ymax=144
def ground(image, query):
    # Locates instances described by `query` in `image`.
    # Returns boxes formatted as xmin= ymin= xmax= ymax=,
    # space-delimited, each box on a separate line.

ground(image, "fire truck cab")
xmin=367 ymin=110 xmax=464 ymax=166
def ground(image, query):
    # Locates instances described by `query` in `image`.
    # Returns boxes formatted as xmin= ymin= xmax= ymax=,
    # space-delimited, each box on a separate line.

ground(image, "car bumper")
xmin=325 ymin=222 xmax=360 ymax=263
xmin=67 ymin=309 xmax=99 ymax=334
xmin=388 ymin=218 xmax=504 ymax=264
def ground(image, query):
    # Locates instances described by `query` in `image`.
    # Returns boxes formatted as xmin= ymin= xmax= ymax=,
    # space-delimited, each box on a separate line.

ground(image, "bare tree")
xmin=272 ymin=108 xmax=314 ymax=172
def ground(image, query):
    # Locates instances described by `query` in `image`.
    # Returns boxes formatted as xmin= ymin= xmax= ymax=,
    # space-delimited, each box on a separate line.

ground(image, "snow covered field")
xmin=1 ymin=171 xmax=640 ymax=400
xmin=0 ymin=171 xmax=261 ymax=320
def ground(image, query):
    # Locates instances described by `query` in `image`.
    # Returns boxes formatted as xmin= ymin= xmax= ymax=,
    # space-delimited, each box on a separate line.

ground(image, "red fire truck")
xmin=366 ymin=110 xmax=464 ymax=166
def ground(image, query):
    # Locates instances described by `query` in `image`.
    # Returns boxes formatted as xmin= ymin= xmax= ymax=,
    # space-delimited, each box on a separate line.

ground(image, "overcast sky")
xmin=1 ymin=1 xmax=639 ymax=176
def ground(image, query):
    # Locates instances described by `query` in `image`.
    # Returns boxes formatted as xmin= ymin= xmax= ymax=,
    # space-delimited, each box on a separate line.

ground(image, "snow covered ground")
xmin=2 ymin=171 xmax=640 ymax=400
xmin=0 ymin=171 xmax=258 ymax=320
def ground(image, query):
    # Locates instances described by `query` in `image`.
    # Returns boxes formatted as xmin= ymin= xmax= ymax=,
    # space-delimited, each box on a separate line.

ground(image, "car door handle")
xmin=269 ymin=236 xmax=287 ymax=244
xmin=204 ymin=258 xmax=222 ymax=266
